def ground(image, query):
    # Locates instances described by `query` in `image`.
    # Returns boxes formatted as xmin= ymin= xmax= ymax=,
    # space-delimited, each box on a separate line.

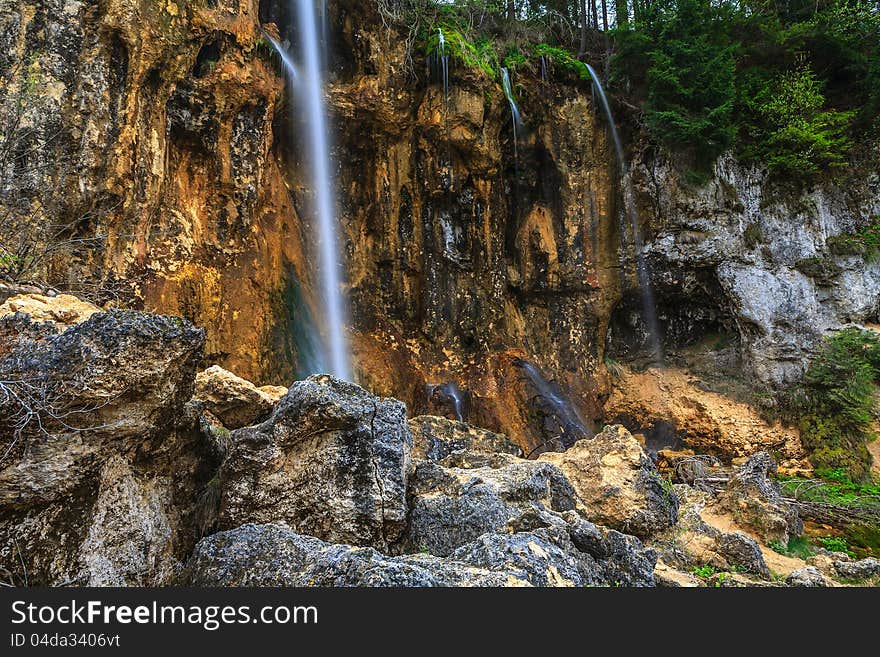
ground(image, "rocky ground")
xmin=1 ymin=294 xmax=877 ymax=587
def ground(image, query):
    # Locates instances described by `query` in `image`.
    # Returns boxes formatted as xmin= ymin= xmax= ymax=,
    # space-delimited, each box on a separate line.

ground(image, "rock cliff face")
xmin=3 ymin=1 xmax=879 ymax=455
xmin=628 ymin=152 xmax=880 ymax=386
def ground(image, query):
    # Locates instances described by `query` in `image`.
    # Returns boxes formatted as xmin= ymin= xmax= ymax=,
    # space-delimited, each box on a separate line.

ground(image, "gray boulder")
xmin=833 ymin=557 xmax=880 ymax=582
xmin=400 ymin=452 xmax=578 ymax=556
xmin=219 ymin=376 xmax=412 ymax=550
xmin=183 ymin=521 xmax=656 ymax=587
xmin=785 ymin=566 xmax=827 ymax=587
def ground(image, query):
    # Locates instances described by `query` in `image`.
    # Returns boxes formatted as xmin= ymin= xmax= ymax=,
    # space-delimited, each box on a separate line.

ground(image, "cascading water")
xmin=266 ymin=3 xmax=352 ymax=381
xmin=540 ymin=55 xmax=548 ymax=83
xmin=264 ymin=33 xmax=298 ymax=80
xmin=427 ymin=382 xmax=465 ymax=422
xmin=514 ymin=359 xmax=592 ymax=455
xmin=294 ymin=0 xmax=351 ymax=380
xmin=437 ymin=28 xmax=449 ymax=114
xmin=500 ymin=67 xmax=523 ymax=162
xmin=584 ymin=63 xmax=663 ymax=362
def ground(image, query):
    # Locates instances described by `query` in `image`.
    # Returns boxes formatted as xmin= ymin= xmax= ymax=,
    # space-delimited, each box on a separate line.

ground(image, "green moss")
xmin=794 ymin=328 xmax=880 ymax=482
xmin=425 ymin=25 xmax=499 ymax=79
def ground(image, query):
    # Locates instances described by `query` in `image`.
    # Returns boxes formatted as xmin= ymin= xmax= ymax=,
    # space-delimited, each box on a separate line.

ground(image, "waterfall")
xmin=427 ymin=382 xmax=465 ymax=422
xmin=514 ymin=359 xmax=592 ymax=454
xmin=264 ymin=33 xmax=298 ymax=80
xmin=267 ymin=4 xmax=351 ymax=381
xmin=437 ymin=28 xmax=449 ymax=114
xmin=540 ymin=55 xmax=548 ymax=83
xmin=294 ymin=0 xmax=351 ymax=381
xmin=500 ymin=67 xmax=523 ymax=161
xmin=584 ymin=63 xmax=663 ymax=362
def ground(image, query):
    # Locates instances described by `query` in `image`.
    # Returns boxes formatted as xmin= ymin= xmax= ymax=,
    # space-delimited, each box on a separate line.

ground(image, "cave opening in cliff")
xmin=193 ymin=37 xmax=224 ymax=78
xmin=605 ymin=268 xmax=741 ymax=378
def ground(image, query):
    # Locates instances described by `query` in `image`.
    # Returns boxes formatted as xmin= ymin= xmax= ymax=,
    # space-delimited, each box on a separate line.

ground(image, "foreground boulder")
xmin=219 ymin=376 xmax=411 ymax=550
xmin=652 ymin=486 xmax=770 ymax=578
xmin=0 ymin=310 xmax=211 ymax=585
xmin=183 ymin=520 xmax=656 ymax=587
xmin=193 ymin=365 xmax=286 ymax=429
xmin=716 ymin=452 xmax=802 ymax=545
xmin=539 ymin=425 xmax=679 ymax=538
xmin=400 ymin=452 xmax=578 ymax=555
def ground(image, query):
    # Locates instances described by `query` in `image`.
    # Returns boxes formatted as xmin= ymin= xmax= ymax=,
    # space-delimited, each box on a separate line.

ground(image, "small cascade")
xmin=540 ymin=55 xmax=548 ymax=83
xmin=514 ymin=359 xmax=592 ymax=455
xmin=429 ymin=28 xmax=453 ymax=185
xmin=438 ymin=28 xmax=449 ymax=114
xmin=264 ymin=32 xmax=298 ymax=81
xmin=584 ymin=63 xmax=663 ymax=362
xmin=500 ymin=67 xmax=523 ymax=162
xmin=427 ymin=382 xmax=465 ymax=422
xmin=293 ymin=0 xmax=352 ymax=381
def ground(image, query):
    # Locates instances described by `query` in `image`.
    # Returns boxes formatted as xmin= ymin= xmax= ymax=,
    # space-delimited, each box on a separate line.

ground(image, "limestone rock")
xmin=605 ymin=367 xmax=804 ymax=461
xmin=409 ymin=415 xmax=523 ymax=461
xmin=716 ymin=452 xmax=802 ymax=545
xmin=0 ymin=310 xmax=205 ymax=506
xmin=0 ymin=310 xmax=212 ymax=586
xmin=539 ymin=425 xmax=678 ymax=538
xmin=219 ymin=376 xmax=411 ymax=550
xmin=0 ymin=293 xmax=100 ymax=328
xmin=183 ymin=521 xmax=655 ymax=587
xmin=400 ymin=454 xmax=578 ymax=556
xmin=183 ymin=523 xmax=523 ymax=587
xmin=833 ymin=557 xmax=880 ymax=582
xmin=785 ymin=566 xmax=827 ymax=587
xmin=193 ymin=365 xmax=284 ymax=429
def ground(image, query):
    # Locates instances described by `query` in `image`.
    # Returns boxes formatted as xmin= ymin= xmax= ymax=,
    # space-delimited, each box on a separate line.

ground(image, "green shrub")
xmin=827 ymin=219 xmax=880 ymax=260
xmin=818 ymin=536 xmax=851 ymax=555
xmin=795 ymin=328 xmax=880 ymax=482
xmin=749 ymin=64 xmax=854 ymax=177
xmin=691 ymin=564 xmax=716 ymax=579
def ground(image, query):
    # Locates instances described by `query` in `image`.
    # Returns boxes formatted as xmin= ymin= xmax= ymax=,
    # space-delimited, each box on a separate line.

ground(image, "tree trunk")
xmin=578 ymin=0 xmax=588 ymax=57
xmin=591 ymin=0 xmax=599 ymax=32
xmin=615 ymin=0 xmax=628 ymax=27
xmin=507 ymin=0 xmax=516 ymax=21
xmin=602 ymin=0 xmax=609 ymax=31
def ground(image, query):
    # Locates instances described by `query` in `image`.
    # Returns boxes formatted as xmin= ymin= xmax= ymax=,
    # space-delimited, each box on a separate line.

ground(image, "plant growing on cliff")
xmin=0 ymin=62 xmax=111 ymax=299
xmin=744 ymin=64 xmax=854 ymax=177
xmin=794 ymin=328 xmax=880 ymax=482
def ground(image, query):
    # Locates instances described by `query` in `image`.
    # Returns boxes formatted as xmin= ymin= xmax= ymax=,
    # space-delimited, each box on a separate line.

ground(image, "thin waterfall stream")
xmin=584 ymin=63 xmax=663 ymax=362
xmin=266 ymin=2 xmax=352 ymax=381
